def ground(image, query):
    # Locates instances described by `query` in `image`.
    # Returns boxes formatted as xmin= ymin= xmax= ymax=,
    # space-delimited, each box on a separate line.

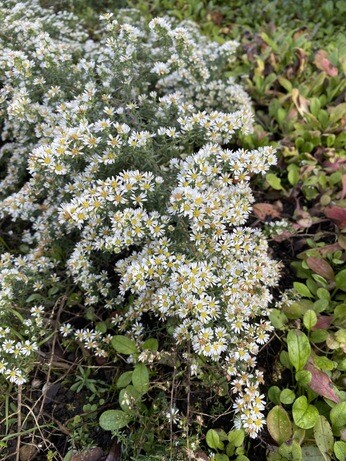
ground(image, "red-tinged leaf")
xmin=306 ymin=257 xmax=334 ymax=280
xmin=324 ymin=206 xmax=346 ymax=229
xmin=323 ymin=158 xmax=346 ymax=172
xmin=312 ymin=315 xmax=333 ymax=331
xmin=253 ymin=202 xmax=281 ymax=220
xmin=314 ymin=50 xmax=338 ymax=77
xmin=318 ymin=242 xmax=342 ymax=256
xmin=305 ymin=360 xmax=340 ymax=403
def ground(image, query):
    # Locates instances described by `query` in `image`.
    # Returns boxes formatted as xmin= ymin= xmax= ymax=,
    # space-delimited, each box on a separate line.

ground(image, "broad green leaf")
xmin=228 ymin=429 xmax=245 ymax=447
xmin=142 ymin=338 xmax=158 ymax=351
xmin=335 ymin=269 xmax=346 ymax=291
xmin=295 ymin=370 xmax=312 ymax=386
xmin=116 ymin=371 xmax=133 ymax=389
xmin=267 ymin=405 xmax=292 ymax=444
xmin=314 ymin=415 xmax=333 ymax=461
xmin=293 ymin=282 xmax=313 ymax=298
xmin=280 ymin=389 xmax=296 ymax=405
xmin=266 ymin=173 xmax=284 ymax=190
xmin=287 ymin=330 xmax=311 ymax=371
xmin=215 ymin=454 xmax=228 ymax=461
xmin=132 ymin=364 xmax=149 ymax=394
xmin=287 ymin=164 xmax=300 ymax=186
xmin=206 ymin=429 xmax=223 ymax=450
xmin=334 ymin=441 xmax=346 ymax=461
xmin=303 ymin=310 xmax=317 ymax=331
xmin=111 ymin=335 xmax=137 ymax=355
xmin=277 ymin=440 xmax=302 ymax=460
xmin=292 ymin=396 xmax=319 ymax=429
xmin=99 ymin=409 xmax=131 ymax=431
xmin=330 ymin=402 xmax=346 ymax=436
xmin=269 ymin=309 xmax=288 ymax=329
xmin=268 ymin=386 xmax=281 ymax=404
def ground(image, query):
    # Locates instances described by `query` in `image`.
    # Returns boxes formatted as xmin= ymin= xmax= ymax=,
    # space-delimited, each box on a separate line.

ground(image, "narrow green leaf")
xmin=303 ymin=310 xmax=317 ymax=331
xmin=287 ymin=330 xmax=311 ymax=371
xmin=314 ymin=415 xmax=333 ymax=461
xmin=132 ymin=363 xmax=149 ymax=394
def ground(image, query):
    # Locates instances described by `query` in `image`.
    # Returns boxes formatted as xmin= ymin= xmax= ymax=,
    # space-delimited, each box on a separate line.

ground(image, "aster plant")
xmin=0 ymin=0 xmax=280 ymax=453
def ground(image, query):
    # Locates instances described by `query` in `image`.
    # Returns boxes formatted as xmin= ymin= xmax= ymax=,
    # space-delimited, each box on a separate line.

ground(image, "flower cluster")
xmin=0 ymin=1 xmax=280 ymax=437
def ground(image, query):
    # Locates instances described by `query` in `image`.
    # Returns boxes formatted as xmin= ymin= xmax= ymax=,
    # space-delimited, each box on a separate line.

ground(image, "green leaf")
xmin=268 ymin=386 xmax=282 ymax=404
xmin=295 ymin=370 xmax=312 ymax=386
xmin=277 ymin=440 xmax=302 ymax=460
xmin=266 ymin=173 xmax=284 ymax=190
xmin=99 ymin=409 xmax=131 ymax=431
xmin=303 ymin=310 xmax=317 ymax=331
xmin=287 ymin=164 xmax=300 ymax=186
xmin=119 ymin=385 xmax=141 ymax=413
xmin=334 ymin=441 xmax=346 ymax=461
xmin=142 ymin=338 xmax=158 ymax=351
xmin=280 ymin=389 xmax=296 ymax=405
xmin=293 ymin=282 xmax=313 ymax=298
xmin=330 ymin=402 xmax=346 ymax=436
xmin=292 ymin=396 xmax=319 ymax=429
xmin=228 ymin=429 xmax=245 ymax=447
xmin=206 ymin=429 xmax=223 ymax=450
xmin=215 ymin=454 xmax=229 ymax=461
xmin=287 ymin=330 xmax=311 ymax=371
xmin=269 ymin=309 xmax=288 ymax=329
xmin=267 ymin=406 xmax=292 ymax=444
xmin=116 ymin=371 xmax=133 ymax=389
xmin=335 ymin=269 xmax=346 ymax=291
xmin=111 ymin=335 xmax=137 ymax=355
xmin=132 ymin=364 xmax=149 ymax=394
xmin=301 ymin=445 xmax=325 ymax=461
xmin=311 ymin=329 xmax=329 ymax=343
xmin=314 ymin=415 xmax=334 ymax=461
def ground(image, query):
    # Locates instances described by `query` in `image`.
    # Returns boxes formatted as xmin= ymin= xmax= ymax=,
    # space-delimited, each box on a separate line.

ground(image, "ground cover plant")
xmin=0 ymin=1 xmax=345 ymax=460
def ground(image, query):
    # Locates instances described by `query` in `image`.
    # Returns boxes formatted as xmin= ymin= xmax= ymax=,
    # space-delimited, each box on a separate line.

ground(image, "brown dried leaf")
xmin=306 ymin=257 xmax=334 ymax=280
xmin=305 ymin=360 xmax=340 ymax=403
xmin=314 ymin=50 xmax=338 ymax=77
xmin=19 ymin=445 xmax=38 ymax=461
xmin=324 ymin=206 xmax=346 ymax=229
xmin=292 ymin=88 xmax=310 ymax=117
xmin=253 ymin=202 xmax=281 ymax=220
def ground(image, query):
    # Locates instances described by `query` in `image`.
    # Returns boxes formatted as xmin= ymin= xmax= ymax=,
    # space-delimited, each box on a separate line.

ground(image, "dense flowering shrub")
xmin=0 ymin=0 xmax=280 ymax=439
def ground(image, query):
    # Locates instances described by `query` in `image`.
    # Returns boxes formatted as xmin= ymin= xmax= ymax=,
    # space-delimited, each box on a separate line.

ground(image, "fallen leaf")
xmin=305 ymin=360 xmax=340 ymax=403
xmin=306 ymin=257 xmax=334 ymax=280
xmin=253 ymin=202 xmax=281 ymax=220
xmin=324 ymin=206 xmax=346 ymax=229
xmin=19 ymin=445 xmax=38 ymax=461
xmin=314 ymin=50 xmax=338 ymax=77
